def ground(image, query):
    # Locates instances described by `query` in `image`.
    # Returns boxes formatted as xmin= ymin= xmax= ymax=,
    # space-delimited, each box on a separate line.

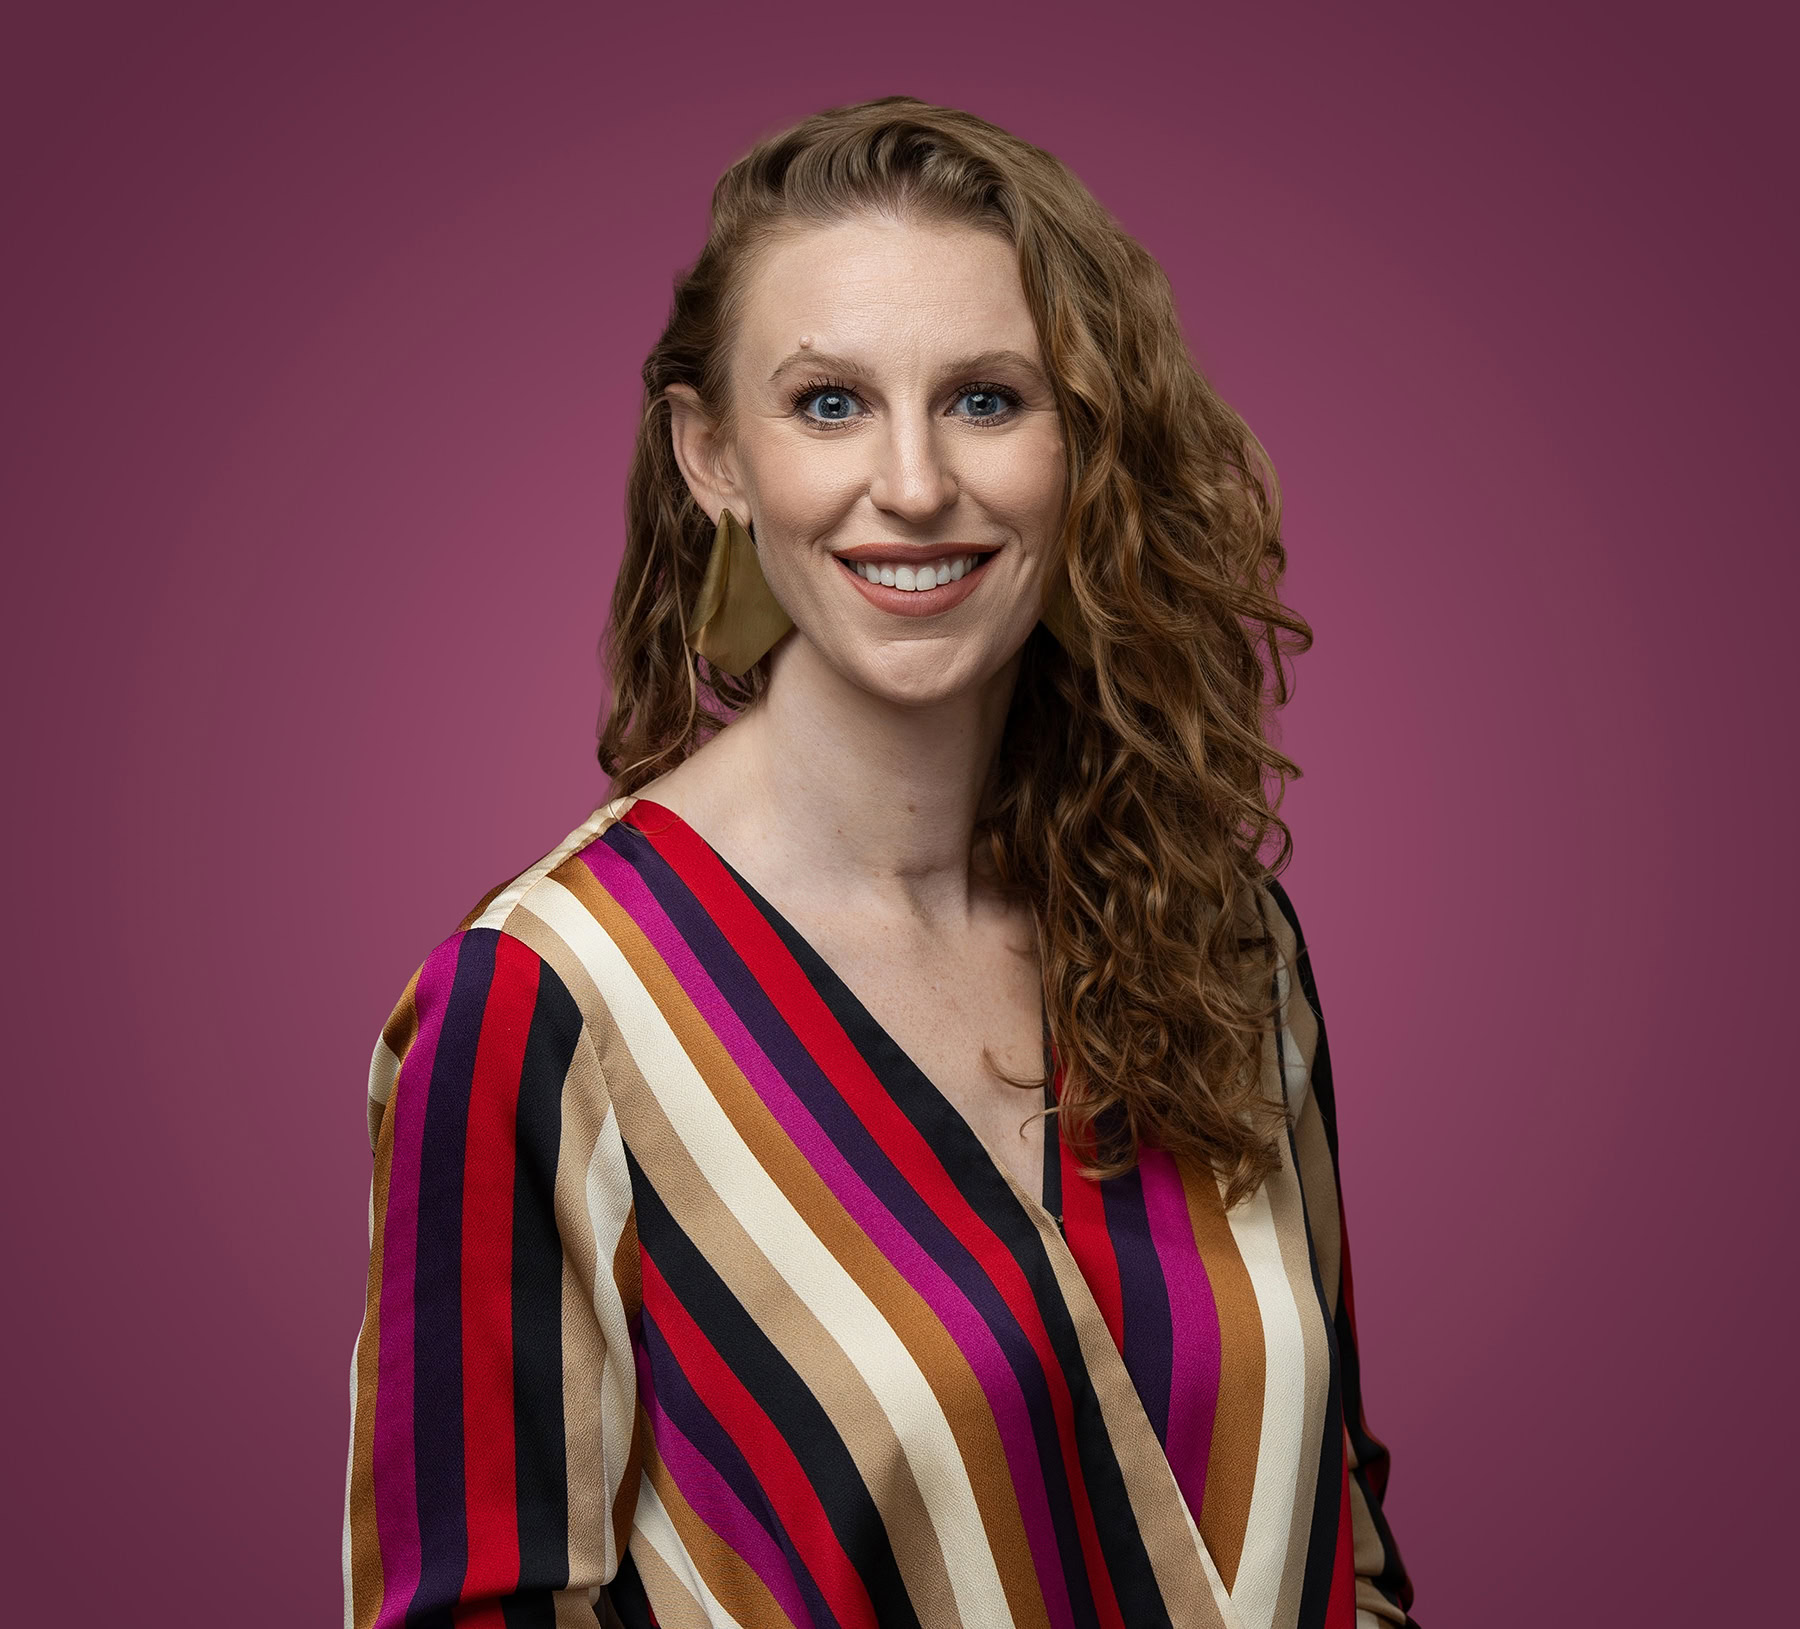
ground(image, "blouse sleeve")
xmin=1266 ymin=880 xmax=1420 ymax=1629
xmin=344 ymin=924 xmax=642 ymax=1629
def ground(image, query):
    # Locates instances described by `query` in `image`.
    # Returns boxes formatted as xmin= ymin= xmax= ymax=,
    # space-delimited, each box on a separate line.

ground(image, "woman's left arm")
xmin=1266 ymin=879 xmax=1420 ymax=1628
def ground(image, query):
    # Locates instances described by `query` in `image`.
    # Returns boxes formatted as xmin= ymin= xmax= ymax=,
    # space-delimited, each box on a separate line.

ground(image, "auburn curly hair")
xmin=598 ymin=96 xmax=1313 ymax=1205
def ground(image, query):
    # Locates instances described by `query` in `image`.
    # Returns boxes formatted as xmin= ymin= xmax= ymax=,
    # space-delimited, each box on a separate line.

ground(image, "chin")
xmin=848 ymin=639 xmax=1016 ymax=710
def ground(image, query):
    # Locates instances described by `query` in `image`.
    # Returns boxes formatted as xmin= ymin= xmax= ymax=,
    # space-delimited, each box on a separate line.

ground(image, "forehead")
xmin=731 ymin=213 xmax=1039 ymax=376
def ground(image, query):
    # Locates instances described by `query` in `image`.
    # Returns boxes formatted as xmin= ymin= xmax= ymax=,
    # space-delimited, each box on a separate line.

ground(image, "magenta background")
xmin=4 ymin=3 xmax=1794 ymax=1621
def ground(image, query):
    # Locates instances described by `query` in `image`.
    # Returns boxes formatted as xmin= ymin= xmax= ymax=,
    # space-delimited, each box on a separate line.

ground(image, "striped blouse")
xmin=344 ymin=796 xmax=1416 ymax=1629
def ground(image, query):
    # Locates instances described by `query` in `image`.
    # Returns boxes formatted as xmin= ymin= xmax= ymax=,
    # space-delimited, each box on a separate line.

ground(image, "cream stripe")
xmin=585 ymin=1096 xmax=637 ymax=1580
xmin=367 ymin=1033 xmax=403 ymax=1114
xmin=634 ymin=1478 xmax=751 ymax=1629
xmin=1223 ymin=1171 xmax=1309 ymax=1629
xmin=556 ymin=1027 xmax=624 ymax=1595
xmin=469 ymin=801 xmax=627 ymax=933
xmin=625 ymin=1532 xmax=710 ymax=1629
xmin=506 ymin=887 xmax=967 ymax=1622
xmin=1275 ymin=960 xmax=1313 ymax=1116
xmin=525 ymin=874 xmax=1015 ymax=1627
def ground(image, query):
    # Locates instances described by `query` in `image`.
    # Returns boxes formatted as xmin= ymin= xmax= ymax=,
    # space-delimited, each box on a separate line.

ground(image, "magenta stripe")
xmin=1138 ymin=1148 xmax=1223 ymax=1521
xmin=585 ymin=841 xmax=1078 ymax=1629
xmin=369 ymin=932 xmax=463 ymax=1623
xmin=632 ymin=1338 xmax=814 ymax=1628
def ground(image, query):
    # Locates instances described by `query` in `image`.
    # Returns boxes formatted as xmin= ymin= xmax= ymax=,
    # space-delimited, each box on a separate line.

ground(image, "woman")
xmin=345 ymin=96 xmax=1417 ymax=1629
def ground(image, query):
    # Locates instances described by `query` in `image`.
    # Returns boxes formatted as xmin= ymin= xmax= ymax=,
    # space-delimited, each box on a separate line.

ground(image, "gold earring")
xmin=685 ymin=506 xmax=794 ymax=677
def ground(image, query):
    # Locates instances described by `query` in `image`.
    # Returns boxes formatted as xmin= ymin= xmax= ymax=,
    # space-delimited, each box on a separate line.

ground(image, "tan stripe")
xmin=1292 ymin=1093 xmax=1341 ymax=1313
xmin=644 ymin=1446 xmax=798 ymax=1628
xmin=1264 ymin=1122 xmax=1333 ymax=1629
xmin=1348 ymin=1473 xmax=1408 ymax=1624
xmin=582 ymin=876 xmax=1051 ymax=1629
xmin=347 ymin=1068 xmax=397 ymax=1626
xmin=1184 ymin=1161 xmax=1265 ymax=1592
xmin=458 ymin=880 xmax=510 ymax=930
xmin=555 ymin=1028 xmax=620 ymax=1591
xmin=376 ymin=967 xmax=421 ymax=1072
xmin=625 ymin=1516 xmax=712 ymax=1629
xmin=632 ymin=1475 xmax=752 ymax=1629
xmin=544 ymin=877 xmax=971 ymax=1627
xmin=1255 ymin=887 xmax=1339 ymax=1625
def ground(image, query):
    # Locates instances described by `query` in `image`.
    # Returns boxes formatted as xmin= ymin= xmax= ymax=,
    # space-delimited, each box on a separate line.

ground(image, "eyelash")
xmin=786 ymin=375 xmax=1024 ymax=429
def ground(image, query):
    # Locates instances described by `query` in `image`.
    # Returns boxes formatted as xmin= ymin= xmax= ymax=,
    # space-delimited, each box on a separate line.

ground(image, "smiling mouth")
xmin=836 ymin=552 xmax=995 ymax=593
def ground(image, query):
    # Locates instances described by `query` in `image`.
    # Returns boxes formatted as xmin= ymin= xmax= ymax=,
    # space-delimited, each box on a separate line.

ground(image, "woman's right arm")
xmin=344 ymin=924 xmax=641 ymax=1627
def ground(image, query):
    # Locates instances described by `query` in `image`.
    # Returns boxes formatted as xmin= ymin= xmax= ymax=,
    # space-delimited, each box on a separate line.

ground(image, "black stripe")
xmin=511 ymin=958 xmax=585 ymax=1593
xmin=717 ymin=856 xmax=1170 ymax=1629
xmin=627 ymin=1150 xmax=922 ymax=1629
xmin=1278 ymin=981 xmax=1347 ymax=1628
xmin=499 ymin=1590 xmax=556 ymax=1629
xmin=599 ymin=1554 xmax=655 ymax=1627
xmin=1264 ymin=880 xmax=1417 ymax=1623
xmin=610 ymin=823 xmax=1173 ymax=1629
xmin=408 ymin=929 xmax=494 ymax=1623
xmin=639 ymin=1306 xmax=843 ymax=1628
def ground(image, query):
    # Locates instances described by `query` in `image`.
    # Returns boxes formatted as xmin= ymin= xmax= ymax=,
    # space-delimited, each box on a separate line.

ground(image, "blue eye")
xmin=958 ymin=389 xmax=1009 ymax=419
xmin=789 ymin=378 xmax=863 ymax=425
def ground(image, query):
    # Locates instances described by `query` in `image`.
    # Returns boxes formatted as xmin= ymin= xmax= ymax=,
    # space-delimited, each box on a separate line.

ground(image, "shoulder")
xmin=364 ymin=798 xmax=636 ymax=1148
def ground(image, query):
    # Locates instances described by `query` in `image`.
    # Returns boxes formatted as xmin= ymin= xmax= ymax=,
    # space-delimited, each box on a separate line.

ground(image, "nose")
xmin=867 ymin=403 xmax=958 ymax=524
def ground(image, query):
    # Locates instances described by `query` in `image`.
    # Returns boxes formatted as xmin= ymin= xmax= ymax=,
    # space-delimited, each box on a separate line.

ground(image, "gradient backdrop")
xmin=5 ymin=3 xmax=1794 ymax=1622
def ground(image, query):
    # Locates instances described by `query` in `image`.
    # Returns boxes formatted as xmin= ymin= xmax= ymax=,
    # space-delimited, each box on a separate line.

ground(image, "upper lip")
xmin=833 ymin=542 xmax=1001 ymax=564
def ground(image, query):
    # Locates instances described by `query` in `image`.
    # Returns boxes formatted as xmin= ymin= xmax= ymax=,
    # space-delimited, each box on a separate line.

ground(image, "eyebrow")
xmin=765 ymin=347 xmax=1048 ymax=387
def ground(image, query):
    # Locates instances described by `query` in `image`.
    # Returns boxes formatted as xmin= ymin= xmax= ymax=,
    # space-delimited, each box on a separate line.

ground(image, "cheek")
xmin=978 ymin=428 xmax=1067 ymax=530
xmin=746 ymin=440 xmax=862 ymax=547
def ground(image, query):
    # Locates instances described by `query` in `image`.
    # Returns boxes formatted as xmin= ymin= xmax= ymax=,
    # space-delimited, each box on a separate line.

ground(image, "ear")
xmin=665 ymin=383 xmax=746 ymax=526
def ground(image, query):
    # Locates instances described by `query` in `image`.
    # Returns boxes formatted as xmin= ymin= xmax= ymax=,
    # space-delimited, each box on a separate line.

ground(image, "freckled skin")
xmin=648 ymin=214 xmax=1069 ymax=1198
xmin=674 ymin=213 xmax=1068 ymax=710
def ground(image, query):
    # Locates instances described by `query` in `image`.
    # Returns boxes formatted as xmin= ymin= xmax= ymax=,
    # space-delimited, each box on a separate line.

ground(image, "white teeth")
xmin=850 ymin=554 xmax=982 ymax=591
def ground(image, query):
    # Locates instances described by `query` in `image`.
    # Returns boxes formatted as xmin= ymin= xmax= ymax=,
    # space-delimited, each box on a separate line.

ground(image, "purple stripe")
xmin=632 ymin=1334 xmax=815 ymax=1628
xmin=1138 ymin=1148 xmax=1223 ymax=1521
xmin=584 ymin=841 xmax=1078 ymax=1629
xmin=369 ymin=932 xmax=462 ymax=1623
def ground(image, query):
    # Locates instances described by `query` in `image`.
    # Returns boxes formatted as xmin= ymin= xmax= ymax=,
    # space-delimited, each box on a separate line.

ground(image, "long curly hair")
xmin=598 ymin=96 xmax=1313 ymax=1205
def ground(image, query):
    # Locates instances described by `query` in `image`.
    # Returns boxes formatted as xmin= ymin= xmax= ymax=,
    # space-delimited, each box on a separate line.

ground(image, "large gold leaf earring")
xmin=685 ymin=506 xmax=794 ymax=678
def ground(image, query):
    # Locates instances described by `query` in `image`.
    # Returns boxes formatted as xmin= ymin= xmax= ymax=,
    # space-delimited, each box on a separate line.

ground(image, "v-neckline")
xmin=620 ymin=794 xmax=1065 ymax=1226
xmin=606 ymin=793 xmax=1243 ymax=1625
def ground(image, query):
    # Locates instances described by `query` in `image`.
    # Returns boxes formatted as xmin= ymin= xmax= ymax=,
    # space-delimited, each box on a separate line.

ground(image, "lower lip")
xmin=836 ymin=556 xmax=992 ymax=618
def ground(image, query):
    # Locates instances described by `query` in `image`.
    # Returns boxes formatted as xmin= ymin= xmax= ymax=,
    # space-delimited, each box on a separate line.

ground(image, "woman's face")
xmin=669 ymin=211 xmax=1068 ymax=709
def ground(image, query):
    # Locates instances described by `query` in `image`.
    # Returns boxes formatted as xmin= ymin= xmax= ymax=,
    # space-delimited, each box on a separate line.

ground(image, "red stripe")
xmin=1057 ymin=1134 xmax=1126 ymax=1353
xmin=1323 ymin=1449 xmax=1357 ymax=1628
xmin=624 ymin=803 xmax=1127 ymax=1629
xmin=458 ymin=933 xmax=539 ymax=1600
xmin=640 ymin=1253 xmax=877 ymax=1629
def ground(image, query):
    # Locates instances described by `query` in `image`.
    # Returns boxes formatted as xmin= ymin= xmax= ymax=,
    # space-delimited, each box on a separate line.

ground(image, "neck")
xmin=649 ymin=637 xmax=1020 ymax=924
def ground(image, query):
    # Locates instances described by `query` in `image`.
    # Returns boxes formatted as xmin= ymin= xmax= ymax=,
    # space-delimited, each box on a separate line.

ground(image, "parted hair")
xmin=598 ymin=95 xmax=1313 ymax=1204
